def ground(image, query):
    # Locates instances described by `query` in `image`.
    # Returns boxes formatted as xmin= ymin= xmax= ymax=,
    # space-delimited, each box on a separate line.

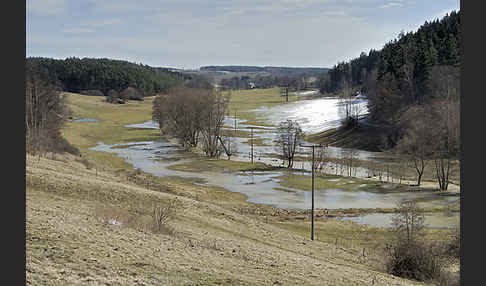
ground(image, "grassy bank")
xmin=305 ymin=124 xmax=388 ymax=152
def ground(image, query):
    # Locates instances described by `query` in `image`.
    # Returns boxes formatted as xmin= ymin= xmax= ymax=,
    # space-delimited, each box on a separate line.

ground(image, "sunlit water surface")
xmin=89 ymin=94 xmax=459 ymax=228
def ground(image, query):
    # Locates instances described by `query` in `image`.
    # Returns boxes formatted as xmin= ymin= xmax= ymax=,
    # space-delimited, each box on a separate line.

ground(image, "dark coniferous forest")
xmin=317 ymin=10 xmax=460 ymax=126
xmin=25 ymin=57 xmax=188 ymax=97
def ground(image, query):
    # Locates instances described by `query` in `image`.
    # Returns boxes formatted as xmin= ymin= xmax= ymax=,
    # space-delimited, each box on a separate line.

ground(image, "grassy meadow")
xmin=61 ymin=93 xmax=160 ymax=170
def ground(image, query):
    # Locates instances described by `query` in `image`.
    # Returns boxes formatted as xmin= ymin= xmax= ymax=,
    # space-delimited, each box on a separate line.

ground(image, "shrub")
xmin=340 ymin=116 xmax=358 ymax=130
xmin=434 ymin=271 xmax=460 ymax=286
xmin=151 ymin=198 xmax=180 ymax=234
xmin=105 ymin=89 xmax=125 ymax=104
xmin=443 ymin=226 xmax=460 ymax=258
xmin=120 ymin=87 xmax=144 ymax=101
xmin=384 ymin=240 xmax=443 ymax=281
xmin=384 ymin=199 xmax=444 ymax=281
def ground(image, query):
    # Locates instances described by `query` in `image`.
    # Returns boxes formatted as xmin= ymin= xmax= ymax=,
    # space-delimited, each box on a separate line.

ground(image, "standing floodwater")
xmin=251 ymin=95 xmax=369 ymax=134
xmin=90 ymin=139 xmax=458 ymax=211
xmin=89 ymin=95 xmax=459 ymax=228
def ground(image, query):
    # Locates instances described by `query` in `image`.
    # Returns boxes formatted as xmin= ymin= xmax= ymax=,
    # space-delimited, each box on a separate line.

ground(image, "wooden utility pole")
xmin=250 ymin=127 xmax=254 ymax=164
xmin=300 ymin=143 xmax=324 ymax=241
xmin=280 ymin=86 xmax=289 ymax=102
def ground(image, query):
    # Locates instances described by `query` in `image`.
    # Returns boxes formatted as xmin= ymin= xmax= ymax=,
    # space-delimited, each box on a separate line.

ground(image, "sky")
xmin=26 ymin=0 xmax=460 ymax=69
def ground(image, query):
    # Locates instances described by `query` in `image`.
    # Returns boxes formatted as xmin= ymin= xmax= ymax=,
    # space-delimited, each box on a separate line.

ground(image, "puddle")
xmin=72 ymin=118 xmax=98 ymax=122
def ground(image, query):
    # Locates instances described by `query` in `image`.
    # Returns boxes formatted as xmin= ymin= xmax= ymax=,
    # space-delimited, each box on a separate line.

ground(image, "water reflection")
xmin=88 ymin=96 xmax=459 ymax=228
xmin=335 ymin=212 xmax=459 ymax=229
xmin=90 ymin=139 xmax=458 ymax=214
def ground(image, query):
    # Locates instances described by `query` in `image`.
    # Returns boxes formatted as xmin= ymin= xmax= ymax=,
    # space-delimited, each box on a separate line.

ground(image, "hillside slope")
xmin=26 ymin=153 xmax=425 ymax=285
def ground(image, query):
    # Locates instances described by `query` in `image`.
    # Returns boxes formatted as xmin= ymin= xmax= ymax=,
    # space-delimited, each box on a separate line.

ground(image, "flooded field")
xmin=90 ymin=94 xmax=459 ymax=228
xmin=335 ymin=211 xmax=459 ymax=229
xmin=251 ymin=94 xmax=368 ymax=134
xmin=90 ymin=138 xmax=459 ymax=228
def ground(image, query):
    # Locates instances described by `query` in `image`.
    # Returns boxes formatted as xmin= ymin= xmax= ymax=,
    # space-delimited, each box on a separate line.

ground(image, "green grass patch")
xmin=168 ymin=157 xmax=274 ymax=173
xmin=60 ymin=93 xmax=159 ymax=170
xmin=275 ymin=172 xmax=399 ymax=192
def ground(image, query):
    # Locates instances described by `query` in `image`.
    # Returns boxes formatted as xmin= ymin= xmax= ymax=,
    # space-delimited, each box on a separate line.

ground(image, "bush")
xmin=105 ymin=89 xmax=125 ymax=104
xmin=385 ymin=240 xmax=443 ymax=281
xmin=384 ymin=199 xmax=451 ymax=282
xmin=151 ymin=199 xmax=180 ymax=234
xmin=443 ymin=226 xmax=460 ymax=258
xmin=120 ymin=87 xmax=144 ymax=101
xmin=340 ymin=116 xmax=358 ymax=130
xmin=434 ymin=271 xmax=460 ymax=286
xmin=51 ymin=135 xmax=80 ymax=156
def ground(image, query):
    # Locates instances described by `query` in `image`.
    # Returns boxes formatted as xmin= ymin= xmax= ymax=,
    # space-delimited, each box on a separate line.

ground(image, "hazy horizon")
xmin=27 ymin=0 xmax=459 ymax=69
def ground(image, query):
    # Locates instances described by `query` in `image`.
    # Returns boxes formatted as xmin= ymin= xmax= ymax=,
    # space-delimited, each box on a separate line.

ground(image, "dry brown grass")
xmin=151 ymin=198 xmax=181 ymax=235
xmin=26 ymin=153 xmax=431 ymax=285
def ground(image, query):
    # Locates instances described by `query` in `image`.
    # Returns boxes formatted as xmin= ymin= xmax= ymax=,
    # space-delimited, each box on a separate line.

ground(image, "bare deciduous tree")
xmin=152 ymin=86 xmax=229 ymax=158
xmin=153 ymin=87 xmax=210 ymax=148
xmin=432 ymin=99 xmax=460 ymax=190
xmin=428 ymin=66 xmax=460 ymax=191
xmin=274 ymin=120 xmax=303 ymax=169
xmin=391 ymin=199 xmax=425 ymax=244
xmin=340 ymin=147 xmax=359 ymax=177
xmin=25 ymin=61 xmax=67 ymax=155
xmin=313 ymin=145 xmax=329 ymax=173
xmin=200 ymin=91 xmax=228 ymax=157
xmin=338 ymin=79 xmax=364 ymax=129
xmin=396 ymin=105 xmax=436 ymax=186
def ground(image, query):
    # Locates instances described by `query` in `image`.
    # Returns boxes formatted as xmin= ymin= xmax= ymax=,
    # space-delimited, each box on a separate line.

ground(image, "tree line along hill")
xmin=200 ymin=65 xmax=329 ymax=76
xmin=315 ymin=10 xmax=460 ymax=149
xmin=25 ymin=57 xmax=190 ymax=100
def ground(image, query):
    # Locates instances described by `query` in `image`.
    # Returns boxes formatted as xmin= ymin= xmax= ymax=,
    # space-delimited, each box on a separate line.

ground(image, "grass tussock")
xmin=93 ymin=198 xmax=182 ymax=237
xmin=151 ymin=198 xmax=181 ymax=235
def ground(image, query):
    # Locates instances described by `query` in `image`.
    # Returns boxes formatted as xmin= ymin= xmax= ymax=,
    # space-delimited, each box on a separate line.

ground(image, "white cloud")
xmin=378 ymin=2 xmax=403 ymax=9
xmin=26 ymin=0 xmax=459 ymax=69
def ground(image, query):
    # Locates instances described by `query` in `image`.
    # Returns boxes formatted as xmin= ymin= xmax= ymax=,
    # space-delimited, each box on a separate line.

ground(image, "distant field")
xmin=226 ymin=88 xmax=311 ymax=127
